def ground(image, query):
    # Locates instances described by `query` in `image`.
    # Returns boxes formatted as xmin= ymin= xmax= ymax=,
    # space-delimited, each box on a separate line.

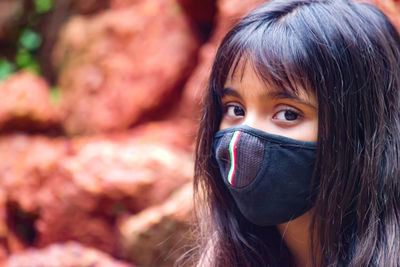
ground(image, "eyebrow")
xmin=222 ymin=87 xmax=317 ymax=109
xmin=221 ymin=87 xmax=241 ymax=98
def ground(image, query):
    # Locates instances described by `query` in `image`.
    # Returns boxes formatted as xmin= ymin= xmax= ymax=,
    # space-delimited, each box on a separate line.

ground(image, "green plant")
xmin=49 ymin=86 xmax=62 ymax=106
xmin=16 ymin=29 xmax=42 ymax=74
xmin=0 ymin=0 xmax=55 ymax=81
xmin=0 ymin=59 xmax=15 ymax=82
xmin=19 ymin=28 xmax=42 ymax=51
xmin=34 ymin=0 xmax=54 ymax=14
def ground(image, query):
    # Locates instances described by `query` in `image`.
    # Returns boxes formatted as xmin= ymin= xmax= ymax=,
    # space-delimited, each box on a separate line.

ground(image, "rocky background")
xmin=0 ymin=0 xmax=399 ymax=266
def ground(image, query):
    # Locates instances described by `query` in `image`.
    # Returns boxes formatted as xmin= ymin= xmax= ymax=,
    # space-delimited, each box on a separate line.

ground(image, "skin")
xmin=220 ymin=62 xmax=319 ymax=267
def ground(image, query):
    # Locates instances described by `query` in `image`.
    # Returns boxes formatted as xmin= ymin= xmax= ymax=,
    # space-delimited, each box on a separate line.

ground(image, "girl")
xmin=194 ymin=0 xmax=400 ymax=266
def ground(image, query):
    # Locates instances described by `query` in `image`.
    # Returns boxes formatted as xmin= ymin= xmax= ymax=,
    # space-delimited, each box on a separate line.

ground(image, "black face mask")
xmin=213 ymin=125 xmax=319 ymax=226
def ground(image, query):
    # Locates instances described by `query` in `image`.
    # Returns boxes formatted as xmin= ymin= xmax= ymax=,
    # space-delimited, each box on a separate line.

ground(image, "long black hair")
xmin=194 ymin=0 xmax=400 ymax=266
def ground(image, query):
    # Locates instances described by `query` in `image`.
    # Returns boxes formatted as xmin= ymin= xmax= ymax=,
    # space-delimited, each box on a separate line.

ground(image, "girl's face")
xmin=220 ymin=63 xmax=319 ymax=142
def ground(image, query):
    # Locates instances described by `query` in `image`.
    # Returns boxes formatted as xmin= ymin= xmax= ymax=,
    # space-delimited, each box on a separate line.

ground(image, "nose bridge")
xmin=243 ymin=110 xmax=257 ymax=128
xmin=243 ymin=109 xmax=272 ymax=134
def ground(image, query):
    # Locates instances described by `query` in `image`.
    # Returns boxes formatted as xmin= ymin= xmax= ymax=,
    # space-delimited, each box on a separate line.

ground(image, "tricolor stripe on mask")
xmin=227 ymin=130 xmax=242 ymax=186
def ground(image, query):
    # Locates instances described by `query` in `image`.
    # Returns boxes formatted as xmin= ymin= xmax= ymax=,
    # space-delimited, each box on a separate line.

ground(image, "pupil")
xmin=284 ymin=110 xmax=298 ymax=120
xmin=234 ymin=106 xmax=244 ymax=116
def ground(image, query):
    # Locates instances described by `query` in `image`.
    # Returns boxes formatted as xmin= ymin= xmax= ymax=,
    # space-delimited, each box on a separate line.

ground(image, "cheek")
xmin=219 ymin=120 xmax=227 ymax=131
xmin=265 ymin=115 xmax=318 ymax=142
xmin=289 ymin=119 xmax=318 ymax=142
xmin=219 ymin=117 xmax=236 ymax=130
xmin=283 ymin=107 xmax=318 ymax=142
xmin=305 ymin=120 xmax=318 ymax=142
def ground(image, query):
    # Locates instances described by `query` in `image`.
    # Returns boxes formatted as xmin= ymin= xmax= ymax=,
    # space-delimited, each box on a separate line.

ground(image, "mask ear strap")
xmin=227 ymin=130 xmax=242 ymax=186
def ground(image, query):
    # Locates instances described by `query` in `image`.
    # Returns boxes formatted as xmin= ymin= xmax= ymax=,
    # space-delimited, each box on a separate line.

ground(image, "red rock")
xmin=35 ymin=133 xmax=193 ymax=254
xmin=0 ymin=135 xmax=68 ymax=259
xmin=109 ymin=0 xmax=143 ymax=8
xmin=5 ymin=230 xmax=26 ymax=254
xmin=0 ymin=189 xmax=7 ymax=262
xmin=0 ymin=134 xmax=68 ymax=214
xmin=0 ymin=72 xmax=61 ymax=133
xmin=0 ymin=121 xmax=193 ymax=255
xmin=71 ymin=0 xmax=109 ymax=14
xmin=126 ymin=119 xmax=197 ymax=151
xmin=118 ymin=183 xmax=194 ymax=266
xmin=0 ymin=190 xmax=6 ymax=239
xmin=0 ymin=246 xmax=6 ymax=265
xmin=176 ymin=0 xmax=217 ymax=39
xmin=53 ymin=0 xmax=200 ymax=135
xmin=62 ymin=128 xmax=194 ymax=211
xmin=4 ymin=241 xmax=134 ymax=267
xmin=0 ymin=0 xmax=23 ymax=40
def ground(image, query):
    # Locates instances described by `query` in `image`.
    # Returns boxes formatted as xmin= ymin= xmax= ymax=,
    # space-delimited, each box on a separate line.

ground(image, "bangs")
xmin=215 ymin=12 xmax=316 ymax=99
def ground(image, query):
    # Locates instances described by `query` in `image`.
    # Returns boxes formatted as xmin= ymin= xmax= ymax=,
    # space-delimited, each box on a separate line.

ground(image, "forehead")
xmin=224 ymin=59 xmax=315 ymax=103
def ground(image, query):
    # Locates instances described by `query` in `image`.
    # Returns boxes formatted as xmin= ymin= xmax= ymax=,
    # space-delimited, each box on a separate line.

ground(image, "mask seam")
xmin=225 ymin=142 xmax=271 ymax=193
xmin=215 ymin=128 xmax=317 ymax=149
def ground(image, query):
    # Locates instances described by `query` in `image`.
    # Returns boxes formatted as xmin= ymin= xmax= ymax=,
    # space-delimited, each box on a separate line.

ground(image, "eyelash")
xmin=273 ymin=108 xmax=302 ymax=122
xmin=222 ymin=103 xmax=303 ymax=123
xmin=223 ymin=104 xmax=245 ymax=117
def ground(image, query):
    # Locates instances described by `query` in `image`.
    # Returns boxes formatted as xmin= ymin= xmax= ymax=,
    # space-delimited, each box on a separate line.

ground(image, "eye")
xmin=273 ymin=108 xmax=302 ymax=122
xmin=224 ymin=104 xmax=245 ymax=117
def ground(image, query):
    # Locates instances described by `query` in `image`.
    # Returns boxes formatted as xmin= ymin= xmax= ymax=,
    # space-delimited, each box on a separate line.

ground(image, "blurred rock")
xmin=0 ymin=247 xmax=6 ymax=265
xmin=176 ymin=0 xmax=217 ymax=40
xmin=118 ymin=183 xmax=194 ymax=267
xmin=110 ymin=0 xmax=142 ymax=8
xmin=38 ymin=0 xmax=112 ymax=84
xmin=71 ymin=0 xmax=110 ymax=14
xmin=35 ymin=132 xmax=193 ymax=253
xmin=4 ymin=241 xmax=134 ymax=267
xmin=5 ymin=228 xmax=27 ymax=255
xmin=0 ymin=134 xmax=67 ymax=214
xmin=126 ymin=119 xmax=197 ymax=151
xmin=53 ymin=0 xmax=200 ymax=135
xmin=0 ymin=0 xmax=23 ymax=40
xmin=0 ymin=120 xmax=193 ymax=255
xmin=0 ymin=72 xmax=61 ymax=134
xmin=0 ymin=189 xmax=6 ymax=262
xmin=62 ymin=125 xmax=194 ymax=212
xmin=0 ymin=134 xmax=68 ymax=258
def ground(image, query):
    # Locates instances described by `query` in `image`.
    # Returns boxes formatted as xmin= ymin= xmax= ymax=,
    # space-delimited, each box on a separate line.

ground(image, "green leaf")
xmin=0 ymin=59 xmax=15 ymax=82
xmin=19 ymin=29 xmax=42 ymax=51
xmin=34 ymin=0 xmax=54 ymax=14
xmin=15 ymin=49 xmax=42 ymax=75
xmin=21 ymin=60 xmax=41 ymax=75
xmin=49 ymin=86 xmax=62 ymax=106
xmin=15 ymin=49 xmax=33 ymax=68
